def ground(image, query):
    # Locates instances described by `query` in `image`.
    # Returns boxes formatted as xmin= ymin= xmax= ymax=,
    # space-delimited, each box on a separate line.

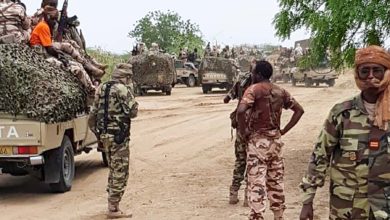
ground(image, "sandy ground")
xmin=0 ymin=73 xmax=359 ymax=220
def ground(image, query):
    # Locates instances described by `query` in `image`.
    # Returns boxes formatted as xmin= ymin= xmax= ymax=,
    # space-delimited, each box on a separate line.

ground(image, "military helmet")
xmin=112 ymin=63 xmax=133 ymax=79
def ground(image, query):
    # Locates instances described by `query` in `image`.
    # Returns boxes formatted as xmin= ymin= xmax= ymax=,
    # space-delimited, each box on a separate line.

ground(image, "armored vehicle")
xmin=199 ymin=57 xmax=239 ymax=94
xmin=174 ymin=60 xmax=199 ymax=87
xmin=0 ymin=44 xmax=101 ymax=193
xmin=130 ymin=52 xmax=176 ymax=96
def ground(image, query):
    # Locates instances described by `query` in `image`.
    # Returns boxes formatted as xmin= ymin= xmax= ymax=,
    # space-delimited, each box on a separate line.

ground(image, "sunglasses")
xmin=357 ymin=66 xmax=386 ymax=80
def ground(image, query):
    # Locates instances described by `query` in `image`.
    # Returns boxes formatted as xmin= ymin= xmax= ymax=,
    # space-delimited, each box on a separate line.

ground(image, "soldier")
xmin=31 ymin=0 xmax=106 ymax=80
xmin=224 ymin=60 xmax=255 ymax=207
xmin=30 ymin=6 xmax=96 ymax=94
xmin=204 ymin=42 xmax=211 ymax=56
xmin=237 ymin=60 xmax=304 ymax=220
xmin=299 ymin=45 xmax=390 ymax=220
xmin=89 ymin=63 xmax=138 ymax=219
xmin=149 ymin=42 xmax=159 ymax=53
xmin=0 ymin=0 xmax=31 ymax=44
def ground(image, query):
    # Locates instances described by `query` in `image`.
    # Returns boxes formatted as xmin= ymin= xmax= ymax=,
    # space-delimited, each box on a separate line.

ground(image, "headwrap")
xmin=354 ymin=45 xmax=390 ymax=130
xmin=43 ymin=5 xmax=58 ymax=18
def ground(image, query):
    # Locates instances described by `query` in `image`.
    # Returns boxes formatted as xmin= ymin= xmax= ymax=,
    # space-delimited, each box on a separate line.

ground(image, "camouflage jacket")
xmin=90 ymin=81 xmax=138 ymax=135
xmin=0 ymin=0 xmax=30 ymax=43
xmin=300 ymin=95 xmax=390 ymax=219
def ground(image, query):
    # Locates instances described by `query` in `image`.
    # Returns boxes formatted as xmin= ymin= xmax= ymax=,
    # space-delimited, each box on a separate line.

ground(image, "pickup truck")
xmin=0 ymin=113 xmax=101 ymax=193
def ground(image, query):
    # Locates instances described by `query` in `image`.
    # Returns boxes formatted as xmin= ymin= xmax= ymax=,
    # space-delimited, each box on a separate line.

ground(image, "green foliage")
xmin=87 ymin=47 xmax=130 ymax=82
xmin=129 ymin=10 xmax=204 ymax=54
xmin=273 ymin=0 xmax=390 ymax=69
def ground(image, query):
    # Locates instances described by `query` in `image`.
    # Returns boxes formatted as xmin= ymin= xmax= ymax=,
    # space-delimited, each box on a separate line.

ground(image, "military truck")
xmin=199 ymin=57 xmax=239 ymax=94
xmin=0 ymin=113 xmax=100 ymax=192
xmin=174 ymin=60 xmax=199 ymax=87
xmin=130 ymin=52 xmax=176 ymax=96
xmin=0 ymin=44 xmax=103 ymax=193
xmin=266 ymin=48 xmax=292 ymax=83
xmin=290 ymin=66 xmax=337 ymax=87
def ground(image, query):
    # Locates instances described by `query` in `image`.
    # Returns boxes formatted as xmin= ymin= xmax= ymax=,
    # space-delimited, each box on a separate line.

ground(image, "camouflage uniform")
xmin=0 ymin=0 xmax=30 ymax=44
xmin=300 ymin=95 xmax=390 ymax=219
xmin=241 ymin=82 xmax=297 ymax=220
xmin=227 ymin=72 xmax=252 ymax=195
xmin=90 ymin=64 xmax=138 ymax=209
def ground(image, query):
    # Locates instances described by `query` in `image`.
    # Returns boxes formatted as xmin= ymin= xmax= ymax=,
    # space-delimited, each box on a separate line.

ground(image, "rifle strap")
xmin=103 ymin=81 xmax=116 ymax=134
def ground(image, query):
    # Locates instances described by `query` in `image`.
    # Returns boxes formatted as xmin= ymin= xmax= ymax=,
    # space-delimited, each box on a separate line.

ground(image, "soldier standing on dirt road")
xmin=237 ymin=60 xmax=304 ymax=220
xmin=89 ymin=63 xmax=138 ymax=219
xmin=300 ymin=45 xmax=390 ymax=220
xmin=224 ymin=60 xmax=255 ymax=206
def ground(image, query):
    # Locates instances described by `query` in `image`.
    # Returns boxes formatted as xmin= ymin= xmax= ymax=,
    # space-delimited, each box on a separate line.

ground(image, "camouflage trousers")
xmin=231 ymin=132 xmax=247 ymax=191
xmin=329 ymin=195 xmax=378 ymax=220
xmin=101 ymin=134 xmax=130 ymax=203
xmin=246 ymin=135 xmax=285 ymax=220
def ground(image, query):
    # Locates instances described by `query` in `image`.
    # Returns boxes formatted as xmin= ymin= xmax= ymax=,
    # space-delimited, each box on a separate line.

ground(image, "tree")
xmin=129 ymin=10 xmax=204 ymax=54
xmin=273 ymin=0 xmax=390 ymax=69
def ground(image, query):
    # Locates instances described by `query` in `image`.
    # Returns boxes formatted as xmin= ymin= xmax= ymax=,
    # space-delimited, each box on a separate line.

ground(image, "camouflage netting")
xmin=128 ymin=52 xmax=175 ymax=85
xmin=0 ymin=44 xmax=88 ymax=123
xmin=236 ymin=55 xmax=255 ymax=72
xmin=199 ymin=57 xmax=237 ymax=81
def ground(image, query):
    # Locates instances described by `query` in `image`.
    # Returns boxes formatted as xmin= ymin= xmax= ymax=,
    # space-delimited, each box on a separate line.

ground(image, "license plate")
xmin=0 ymin=147 xmax=12 ymax=155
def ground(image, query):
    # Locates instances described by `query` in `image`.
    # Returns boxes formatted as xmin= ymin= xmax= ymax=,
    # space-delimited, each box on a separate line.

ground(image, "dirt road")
xmin=0 ymin=73 xmax=358 ymax=220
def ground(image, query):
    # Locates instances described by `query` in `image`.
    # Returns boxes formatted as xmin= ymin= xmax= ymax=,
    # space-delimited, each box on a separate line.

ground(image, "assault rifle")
xmin=56 ymin=0 xmax=68 ymax=42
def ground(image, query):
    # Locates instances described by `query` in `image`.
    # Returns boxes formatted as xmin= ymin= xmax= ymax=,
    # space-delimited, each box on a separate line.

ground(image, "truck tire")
xmin=304 ymin=78 xmax=313 ymax=87
xmin=49 ymin=136 xmax=75 ymax=193
xmin=328 ymin=79 xmax=335 ymax=87
xmin=291 ymin=77 xmax=297 ymax=87
xmin=102 ymin=152 xmax=109 ymax=167
xmin=202 ymin=85 xmax=210 ymax=94
xmin=187 ymin=75 xmax=196 ymax=87
xmin=283 ymin=75 xmax=289 ymax=83
xmin=166 ymin=90 xmax=172 ymax=96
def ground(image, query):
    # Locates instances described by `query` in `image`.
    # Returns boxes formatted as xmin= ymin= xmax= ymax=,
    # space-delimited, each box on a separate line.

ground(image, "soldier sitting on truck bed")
xmin=0 ymin=0 xmax=31 ymax=44
xmin=32 ymin=0 xmax=107 ymax=83
xmin=30 ymin=6 xmax=96 ymax=95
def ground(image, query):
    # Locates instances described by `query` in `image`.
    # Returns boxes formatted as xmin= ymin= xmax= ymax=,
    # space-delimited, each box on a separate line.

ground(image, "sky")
xmin=24 ymin=0 xmax=310 ymax=54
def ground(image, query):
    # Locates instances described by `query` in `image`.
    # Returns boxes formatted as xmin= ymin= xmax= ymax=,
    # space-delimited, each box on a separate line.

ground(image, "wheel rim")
xmin=188 ymin=76 xmax=195 ymax=87
xmin=63 ymin=148 xmax=72 ymax=181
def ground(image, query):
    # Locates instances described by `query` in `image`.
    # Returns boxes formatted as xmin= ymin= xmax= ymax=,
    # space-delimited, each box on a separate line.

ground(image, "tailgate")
xmin=0 ymin=118 xmax=41 ymax=147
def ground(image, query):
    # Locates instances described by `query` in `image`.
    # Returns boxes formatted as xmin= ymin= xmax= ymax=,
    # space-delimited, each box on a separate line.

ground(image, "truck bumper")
xmin=0 ymin=155 xmax=44 ymax=166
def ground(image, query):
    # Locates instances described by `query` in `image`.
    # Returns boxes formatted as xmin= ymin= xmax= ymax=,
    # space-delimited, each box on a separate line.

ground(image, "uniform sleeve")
xmin=117 ymin=85 xmax=138 ymax=119
xmin=282 ymin=89 xmax=296 ymax=109
xmin=240 ymin=85 xmax=255 ymax=107
xmin=300 ymin=109 xmax=340 ymax=204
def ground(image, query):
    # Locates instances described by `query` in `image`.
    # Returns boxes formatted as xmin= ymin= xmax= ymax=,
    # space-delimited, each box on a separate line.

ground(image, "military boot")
xmin=83 ymin=62 xmax=105 ymax=78
xmin=273 ymin=210 xmax=284 ymax=220
xmin=107 ymin=202 xmax=132 ymax=219
xmin=243 ymin=188 xmax=249 ymax=207
xmin=229 ymin=186 xmax=239 ymax=204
